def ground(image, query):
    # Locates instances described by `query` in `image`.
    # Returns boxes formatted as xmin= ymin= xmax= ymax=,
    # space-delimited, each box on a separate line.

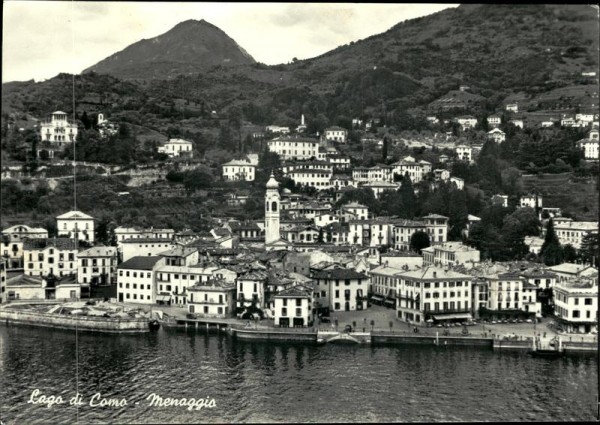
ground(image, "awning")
xmin=156 ymin=295 xmax=171 ymax=302
xmin=432 ymin=313 xmax=472 ymax=321
xmin=384 ymin=299 xmax=395 ymax=305
xmin=371 ymin=295 xmax=384 ymax=301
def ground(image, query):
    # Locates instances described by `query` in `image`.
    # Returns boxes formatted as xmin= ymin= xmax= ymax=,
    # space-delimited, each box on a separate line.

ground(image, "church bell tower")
xmin=265 ymin=173 xmax=280 ymax=245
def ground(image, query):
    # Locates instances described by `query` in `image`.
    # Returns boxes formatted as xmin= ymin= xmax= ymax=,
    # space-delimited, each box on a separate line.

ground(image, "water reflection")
xmin=0 ymin=325 xmax=597 ymax=424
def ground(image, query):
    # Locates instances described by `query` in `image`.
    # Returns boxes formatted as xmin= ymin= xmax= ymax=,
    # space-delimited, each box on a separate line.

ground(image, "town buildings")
xmin=312 ymin=267 xmax=368 ymax=312
xmin=157 ymin=138 xmax=193 ymax=157
xmin=553 ymin=278 xmax=598 ymax=333
xmin=56 ymin=210 xmax=95 ymax=243
xmin=553 ymin=218 xmax=598 ymax=249
xmin=77 ymin=246 xmax=118 ymax=285
xmin=422 ymin=242 xmax=480 ymax=269
xmin=187 ymin=279 xmax=236 ymax=318
xmin=117 ymin=256 xmax=165 ymax=303
xmin=395 ymin=266 xmax=473 ymax=324
xmin=23 ymin=238 xmax=78 ymax=278
xmin=222 ymin=158 xmax=256 ymax=181
xmin=324 ymin=126 xmax=348 ymax=143
xmin=1 ymin=225 xmax=49 ymax=269
xmin=39 ymin=111 xmax=78 ymax=152
xmin=267 ymin=136 xmax=320 ymax=160
xmin=273 ymin=285 xmax=314 ymax=327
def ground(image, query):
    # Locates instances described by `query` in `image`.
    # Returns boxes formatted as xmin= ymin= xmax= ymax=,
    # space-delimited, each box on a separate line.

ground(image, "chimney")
xmin=433 ymin=271 xmax=437 ymax=278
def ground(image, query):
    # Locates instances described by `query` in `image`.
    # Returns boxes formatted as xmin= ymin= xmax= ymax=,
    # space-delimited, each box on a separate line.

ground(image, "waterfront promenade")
xmin=110 ymin=301 xmax=597 ymax=343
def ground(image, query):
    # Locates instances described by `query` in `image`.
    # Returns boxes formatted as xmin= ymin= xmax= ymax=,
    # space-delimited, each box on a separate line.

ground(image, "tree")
xmin=540 ymin=219 xmax=563 ymax=266
xmin=580 ymin=232 xmax=599 ymax=267
xmin=382 ymin=136 xmax=389 ymax=162
xmin=399 ymin=174 xmax=417 ymax=219
xmin=410 ymin=231 xmax=431 ymax=254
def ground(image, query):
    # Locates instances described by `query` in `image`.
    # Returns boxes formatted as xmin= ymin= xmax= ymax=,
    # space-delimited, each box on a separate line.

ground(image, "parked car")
xmin=526 ymin=319 xmax=533 ymax=323
xmin=491 ymin=321 xmax=497 ymax=324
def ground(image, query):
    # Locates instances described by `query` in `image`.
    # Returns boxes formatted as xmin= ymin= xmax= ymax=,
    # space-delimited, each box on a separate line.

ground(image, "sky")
xmin=2 ymin=2 xmax=458 ymax=83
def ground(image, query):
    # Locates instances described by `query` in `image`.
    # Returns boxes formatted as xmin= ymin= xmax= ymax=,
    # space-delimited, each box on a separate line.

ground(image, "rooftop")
xmin=118 ymin=256 xmax=163 ymax=270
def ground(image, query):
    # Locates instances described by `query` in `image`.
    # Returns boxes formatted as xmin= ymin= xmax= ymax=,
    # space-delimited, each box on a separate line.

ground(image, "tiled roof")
xmin=56 ymin=210 xmax=93 ymax=220
xmin=158 ymin=246 xmax=197 ymax=257
xmin=312 ymin=267 xmax=369 ymax=280
xmin=117 ymin=256 xmax=162 ymax=270
xmin=274 ymin=285 xmax=313 ymax=298
xmin=23 ymin=238 xmax=77 ymax=251
xmin=78 ymin=246 xmax=117 ymax=257
xmin=397 ymin=266 xmax=471 ymax=280
xmin=121 ymin=238 xmax=173 ymax=244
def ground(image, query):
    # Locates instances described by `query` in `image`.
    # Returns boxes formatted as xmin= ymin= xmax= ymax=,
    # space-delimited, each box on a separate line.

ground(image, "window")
xmin=335 ymin=290 xmax=339 ymax=298
xmin=573 ymin=310 xmax=580 ymax=318
xmin=282 ymin=308 xmax=287 ymax=317
xmin=585 ymin=298 xmax=592 ymax=305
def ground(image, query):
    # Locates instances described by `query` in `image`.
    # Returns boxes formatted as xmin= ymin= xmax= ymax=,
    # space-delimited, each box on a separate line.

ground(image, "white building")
xmin=23 ymin=238 xmax=78 ymax=278
xmin=222 ymin=158 xmax=256 ymax=181
xmin=487 ymin=115 xmax=501 ymax=127
xmin=288 ymin=169 xmax=332 ymax=190
xmin=554 ymin=279 xmax=598 ymax=333
xmin=485 ymin=272 xmax=540 ymax=318
xmin=340 ymin=202 xmax=369 ymax=222
xmin=312 ymin=267 xmax=368 ymax=312
xmin=455 ymin=144 xmax=473 ymax=162
xmin=157 ymin=138 xmax=193 ymax=157
xmin=120 ymin=238 xmax=176 ymax=262
xmin=450 ymin=176 xmax=464 ymax=190
xmin=391 ymin=157 xmax=431 ymax=183
xmin=114 ymin=227 xmax=175 ymax=246
xmin=267 ymin=136 xmax=320 ymax=160
xmin=273 ymin=285 xmax=314 ymax=327
xmin=456 ymin=116 xmax=477 ymax=131
xmin=39 ymin=111 xmax=78 ymax=146
xmin=1 ymin=225 xmax=48 ymax=269
xmin=395 ymin=266 xmax=473 ymax=324
xmin=553 ymin=218 xmax=598 ymax=250
xmin=361 ymin=181 xmax=399 ymax=199
xmin=487 ymin=128 xmax=506 ymax=144
xmin=324 ymin=126 xmax=348 ymax=143
xmin=266 ymin=125 xmax=290 ymax=134
xmin=56 ymin=210 xmax=95 ymax=243
xmin=187 ymin=280 xmax=236 ymax=318
xmin=506 ymin=104 xmax=518 ymax=113
xmin=117 ymin=256 xmax=165 ymax=304
xmin=519 ymin=194 xmax=542 ymax=209
xmin=392 ymin=220 xmax=427 ymax=251
xmin=77 ymin=246 xmax=118 ymax=285
xmin=578 ymin=137 xmax=599 ymax=161
xmin=510 ymin=119 xmax=524 ymax=129
xmin=492 ymin=194 xmax=509 ymax=208
xmin=423 ymin=214 xmax=449 ymax=245
xmin=422 ymin=242 xmax=480 ymax=269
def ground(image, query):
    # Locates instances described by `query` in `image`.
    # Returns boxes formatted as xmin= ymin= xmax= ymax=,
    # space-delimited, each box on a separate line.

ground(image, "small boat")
xmin=148 ymin=320 xmax=161 ymax=331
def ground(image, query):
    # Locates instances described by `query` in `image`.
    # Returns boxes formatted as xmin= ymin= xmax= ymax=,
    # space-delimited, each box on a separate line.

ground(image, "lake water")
xmin=0 ymin=325 xmax=597 ymax=423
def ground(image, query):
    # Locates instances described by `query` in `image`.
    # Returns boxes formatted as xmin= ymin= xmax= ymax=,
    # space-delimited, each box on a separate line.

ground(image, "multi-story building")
xmin=391 ymin=158 xmax=431 ymax=184
xmin=553 ymin=218 xmax=598 ymax=250
xmin=1 ymin=225 xmax=48 ymax=269
xmin=322 ymin=222 xmax=349 ymax=245
xmin=312 ymin=267 xmax=368 ymax=312
xmin=120 ymin=238 xmax=176 ymax=262
xmin=348 ymin=220 xmax=372 ymax=246
xmin=236 ymin=270 xmax=269 ymax=310
xmin=553 ymin=278 xmax=598 ymax=333
xmin=484 ymin=272 xmax=539 ymax=319
xmin=117 ymin=256 xmax=165 ymax=304
xmin=288 ymin=169 xmax=333 ymax=190
xmin=56 ymin=210 xmax=95 ymax=243
xmin=547 ymin=263 xmax=598 ymax=284
xmin=578 ymin=138 xmax=599 ymax=160
xmin=222 ymin=159 xmax=256 ymax=181
xmin=422 ymin=242 xmax=480 ymax=269
xmin=395 ymin=266 xmax=473 ymax=324
xmin=77 ymin=246 xmax=118 ymax=285
xmin=157 ymin=138 xmax=193 ymax=157
xmin=361 ymin=182 xmax=399 ymax=199
xmin=324 ymin=126 xmax=348 ymax=143
xmin=187 ymin=279 xmax=236 ymax=318
xmin=455 ymin=144 xmax=473 ymax=162
xmin=455 ymin=115 xmax=477 ymax=131
xmin=114 ymin=227 xmax=175 ymax=245
xmin=519 ymin=194 xmax=542 ymax=209
xmin=492 ymin=194 xmax=509 ymax=208
xmin=370 ymin=265 xmax=403 ymax=306
xmin=273 ymin=285 xmax=314 ymax=327
xmin=487 ymin=128 xmax=506 ymax=144
xmin=352 ymin=165 xmax=395 ymax=184
xmin=39 ymin=111 xmax=78 ymax=147
xmin=267 ymin=136 xmax=320 ymax=160
xmin=487 ymin=115 xmax=502 ymax=127
xmin=23 ymin=238 xmax=78 ymax=278
xmin=392 ymin=220 xmax=427 ymax=251
xmin=422 ymin=214 xmax=449 ymax=245
xmin=340 ymin=202 xmax=369 ymax=222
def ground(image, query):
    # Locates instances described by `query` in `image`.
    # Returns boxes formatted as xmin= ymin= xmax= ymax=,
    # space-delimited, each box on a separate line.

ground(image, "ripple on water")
xmin=0 ymin=326 xmax=597 ymax=424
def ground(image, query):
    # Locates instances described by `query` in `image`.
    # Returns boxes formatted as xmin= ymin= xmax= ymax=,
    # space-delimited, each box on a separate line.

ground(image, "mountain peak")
xmin=83 ymin=19 xmax=255 ymax=80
